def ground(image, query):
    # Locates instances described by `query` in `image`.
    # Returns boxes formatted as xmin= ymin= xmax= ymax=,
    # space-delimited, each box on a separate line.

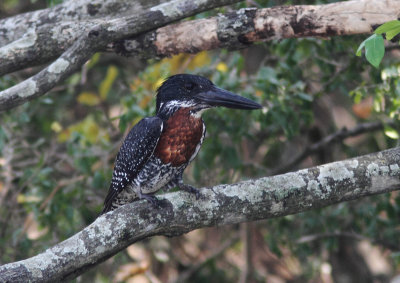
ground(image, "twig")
xmin=272 ymin=120 xmax=395 ymax=175
xmin=239 ymin=223 xmax=253 ymax=283
xmin=297 ymin=231 xmax=399 ymax=251
xmin=0 ymin=139 xmax=14 ymax=207
xmin=18 ymin=175 xmax=85 ymax=246
xmin=170 ymin=233 xmax=241 ymax=283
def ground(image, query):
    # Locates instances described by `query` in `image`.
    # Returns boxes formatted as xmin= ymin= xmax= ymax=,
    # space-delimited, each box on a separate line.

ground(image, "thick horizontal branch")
xmin=114 ymin=0 xmax=400 ymax=58
xmin=0 ymin=0 xmax=239 ymax=112
xmin=1 ymin=0 xmax=398 ymax=77
xmin=0 ymin=0 xmax=164 ymax=46
xmin=0 ymin=147 xmax=399 ymax=282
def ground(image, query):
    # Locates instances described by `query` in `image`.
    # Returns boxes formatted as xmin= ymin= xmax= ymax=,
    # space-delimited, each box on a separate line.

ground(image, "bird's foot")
xmin=139 ymin=192 xmax=160 ymax=207
xmin=179 ymin=184 xmax=201 ymax=200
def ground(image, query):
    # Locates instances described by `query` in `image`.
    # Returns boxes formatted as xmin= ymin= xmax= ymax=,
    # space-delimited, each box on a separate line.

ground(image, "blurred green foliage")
xmin=0 ymin=0 xmax=400 ymax=282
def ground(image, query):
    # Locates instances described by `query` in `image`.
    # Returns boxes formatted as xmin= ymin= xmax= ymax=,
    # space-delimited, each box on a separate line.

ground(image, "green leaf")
xmin=386 ymin=26 xmax=400 ymax=40
xmin=297 ymin=92 xmax=313 ymax=102
xmin=365 ymin=34 xmax=385 ymax=68
xmin=374 ymin=20 xmax=400 ymax=40
xmin=258 ymin=67 xmax=279 ymax=85
xmin=356 ymin=38 xmax=367 ymax=56
xmin=384 ymin=126 xmax=399 ymax=140
xmin=375 ymin=20 xmax=400 ymax=35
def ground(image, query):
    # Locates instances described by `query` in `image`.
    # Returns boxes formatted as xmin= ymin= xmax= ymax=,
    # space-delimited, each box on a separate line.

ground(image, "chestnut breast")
xmin=154 ymin=108 xmax=204 ymax=167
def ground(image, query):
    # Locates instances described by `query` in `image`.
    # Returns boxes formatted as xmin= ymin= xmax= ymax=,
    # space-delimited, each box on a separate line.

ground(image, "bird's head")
xmin=156 ymin=74 xmax=261 ymax=116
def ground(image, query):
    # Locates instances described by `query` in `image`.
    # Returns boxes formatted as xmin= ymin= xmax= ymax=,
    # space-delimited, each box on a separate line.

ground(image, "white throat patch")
xmin=191 ymin=108 xmax=207 ymax=118
xmin=165 ymin=100 xmax=197 ymax=108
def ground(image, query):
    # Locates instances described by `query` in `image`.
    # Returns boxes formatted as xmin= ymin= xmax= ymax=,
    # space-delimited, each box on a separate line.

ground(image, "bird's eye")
xmin=184 ymin=82 xmax=195 ymax=91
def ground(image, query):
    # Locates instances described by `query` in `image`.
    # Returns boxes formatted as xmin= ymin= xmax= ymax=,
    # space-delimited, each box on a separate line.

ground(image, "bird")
xmin=101 ymin=74 xmax=261 ymax=214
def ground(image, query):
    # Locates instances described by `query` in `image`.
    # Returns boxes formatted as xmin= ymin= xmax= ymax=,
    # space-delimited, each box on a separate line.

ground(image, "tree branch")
xmin=272 ymin=120 xmax=395 ymax=175
xmin=0 ymin=147 xmax=399 ymax=282
xmin=0 ymin=0 xmax=166 ymax=46
xmin=297 ymin=231 xmax=400 ymax=251
xmin=0 ymin=0 xmax=169 ymax=76
xmin=0 ymin=0 xmax=240 ymax=112
xmin=171 ymin=233 xmax=241 ymax=283
xmin=114 ymin=0 xmax=400 ymax=58
xmin=1 ymin=0 xmax=398 ymax=77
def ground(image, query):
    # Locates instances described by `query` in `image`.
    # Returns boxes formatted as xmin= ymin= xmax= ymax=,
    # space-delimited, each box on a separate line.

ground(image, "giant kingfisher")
xmin=102 ymin=74 xmax=261 ymax=214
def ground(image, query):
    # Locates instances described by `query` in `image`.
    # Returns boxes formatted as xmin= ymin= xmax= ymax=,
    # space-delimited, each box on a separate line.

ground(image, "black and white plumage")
xmin=101 ymin=74 xmax=261 ymax=214
xmin=103 ymin=117 xmax=163 ymax=211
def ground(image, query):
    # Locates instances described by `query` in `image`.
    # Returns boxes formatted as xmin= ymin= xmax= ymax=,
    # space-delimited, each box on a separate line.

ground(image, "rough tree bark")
xmin=0 ymin=0 xmax=399 ymax=111
xmin=114 ymin=0 xmax=400 ymax=58
xmin=0 ymin=0 xmax=163 ymax=45
xmin=0 ymin=147 xmax=399 ymax=282
xmin=0 ymin=0 xmax=240 ymax=111
xmin=1 ymin=0 xmax=398 ymax=76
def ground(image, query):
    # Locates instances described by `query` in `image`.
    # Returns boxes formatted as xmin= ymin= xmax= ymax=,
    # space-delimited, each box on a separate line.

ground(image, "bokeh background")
xmin=0 ymin=0 xmax=399 ymax=282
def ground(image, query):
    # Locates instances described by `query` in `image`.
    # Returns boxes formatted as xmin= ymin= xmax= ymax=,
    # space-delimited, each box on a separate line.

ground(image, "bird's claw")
xmin=179 ymin=184 xmax=201 ymax=200
xmin=139 ymin=193 xmax=160 ymax=207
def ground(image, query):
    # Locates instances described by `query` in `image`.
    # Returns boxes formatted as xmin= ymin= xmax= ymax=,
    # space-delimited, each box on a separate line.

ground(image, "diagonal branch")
xmin=0 ymin=147 xmax=399 ymax=282
xmin=297 ymin=231 xmax=400 ymax=251
xmin=171 ymin=233 xmax=241 ymax=283
xmin=0 ymin=0 xmax=240 ymax=112
xmin=0 ymin=0 xmax=169 ymax=75
xmin=272 ymin=120 xmax=396 ymax=175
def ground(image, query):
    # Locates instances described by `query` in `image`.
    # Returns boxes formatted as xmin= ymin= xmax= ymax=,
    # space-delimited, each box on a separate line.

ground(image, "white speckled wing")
xmin=102 ymin=117 xmax=163 ymax=213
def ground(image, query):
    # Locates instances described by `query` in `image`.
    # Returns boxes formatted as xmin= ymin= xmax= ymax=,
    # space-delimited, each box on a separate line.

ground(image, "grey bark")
xmin=0 ymin=0 xmax=163 ymax=45
xmin=0 ymin=0 xmax=240 ymax=112
xmin=116 ymin=0 xmax=400 ymax=58
xmin=0 ymin=0 xmax=165 ymax=76
xmin=0 ymin=0 xmax=399 ymax=112
xmin=1 ymin=0 xmax=398 ymax=76
xmin=0 ymin=147 xmax=399 ymax=282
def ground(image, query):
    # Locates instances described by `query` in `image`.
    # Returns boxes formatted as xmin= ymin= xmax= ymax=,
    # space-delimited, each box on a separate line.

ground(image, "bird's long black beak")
xmin=194 ymin=86 xmax=262 ymax=110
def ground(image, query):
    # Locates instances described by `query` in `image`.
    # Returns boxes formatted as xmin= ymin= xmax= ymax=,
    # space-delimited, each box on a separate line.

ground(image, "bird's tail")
xmin=100 ymin=192 xmax=140 ymax=215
